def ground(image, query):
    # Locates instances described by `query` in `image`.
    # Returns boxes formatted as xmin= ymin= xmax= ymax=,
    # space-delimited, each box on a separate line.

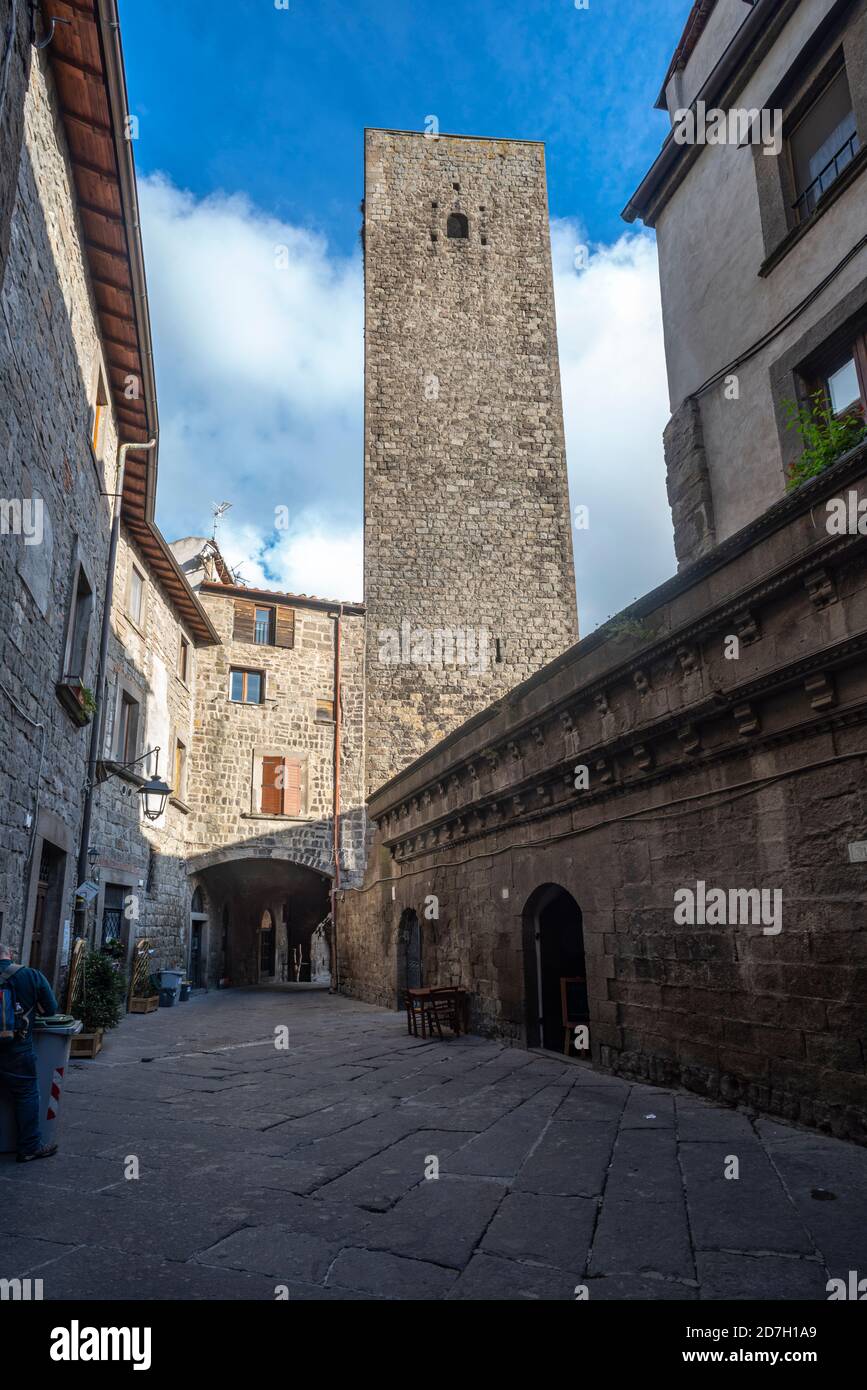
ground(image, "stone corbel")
xmin=677 ymin=646 xmax=699 ymax=677
xmin=633 ymin=743 xmax=654 ymax=772
xmin=507 ymin=739 xmax=522 ymax=761
xmin=531 ymin=725 xmax=546 ymax=748
xmin=678 ymin=723 xmax=701 ymax=756
xmin=484 ymin=748 xmax=500 ymax=772
xmin=633 ymin=669 xmax=651 ymax=696
xmin=595 ymin=757 xmax=614 ymax=785
xmin=733 ymin=702 xmax=760 ymax=737
xmin=595 ymin=691 xmax=609 ymax=717
xmin=805 ymin=670 xmax=836 ymax=712
xmin=733 ymin=608 xmax=761 ymax=645
xmin=804 ymin=567 xmax=837 ymax=610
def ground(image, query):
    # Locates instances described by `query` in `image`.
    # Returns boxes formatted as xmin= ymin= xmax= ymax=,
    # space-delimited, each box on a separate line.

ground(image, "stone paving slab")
xmin=1 ymin=988 xmax=865 ymax=1301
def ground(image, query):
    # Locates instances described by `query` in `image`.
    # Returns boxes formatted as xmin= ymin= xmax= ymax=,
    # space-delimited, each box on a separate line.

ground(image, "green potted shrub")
xmin=71 ymin=948 xmax=127 ymax=1057
xmin=785 ymin=391 xmax=867 ymax=490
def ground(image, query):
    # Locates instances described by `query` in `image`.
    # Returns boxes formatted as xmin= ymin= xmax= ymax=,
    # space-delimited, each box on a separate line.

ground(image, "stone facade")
xmin=168 ymin=556 xmax=367 ymax=987
xmin=338 ymin=443 xmax=867 ymax=1141
xmin=0 ymin=47 xmax=117 ymax=981
xmin=0 ymin=0 xmax=32 ymax=299
xmin=363 ymin=130 xmax=578 ymax=794
xmin=626 ymin=0 xmax=867 ymax=561
xmin=87 ymin=525 xmax=210 ymax=976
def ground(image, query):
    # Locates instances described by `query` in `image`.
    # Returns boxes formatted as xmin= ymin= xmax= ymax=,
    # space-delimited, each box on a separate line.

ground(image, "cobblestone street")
xmin=2 ymin=989 xmax=866 ymax=1302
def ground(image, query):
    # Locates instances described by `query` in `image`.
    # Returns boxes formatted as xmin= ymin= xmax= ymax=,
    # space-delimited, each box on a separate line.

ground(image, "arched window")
xmin=446 ymin=212 xmax=469 ymax=240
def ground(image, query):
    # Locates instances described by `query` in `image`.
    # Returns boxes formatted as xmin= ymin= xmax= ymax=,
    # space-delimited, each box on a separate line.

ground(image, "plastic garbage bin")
xmin=179 ymin=981 xmax=191 ymax=1002
xmin=158 ymin=988 xmax=176 ymax=1008
xmin=158 ymin=969 xmax=183 ymax=1004
xmin=0 ymin=1016 xmax=83 ymax=1154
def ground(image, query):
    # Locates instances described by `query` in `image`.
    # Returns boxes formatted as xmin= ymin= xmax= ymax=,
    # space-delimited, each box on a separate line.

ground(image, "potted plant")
xmin=70 ymin=948 xmax=127 ymax=1057
xmin=55 ymin=676 xmax=96 ymax=728
xmin=784 ymin=391 xmax=867 ymax=490
xmin=129 ymin=971 xmax=160 ymax=1014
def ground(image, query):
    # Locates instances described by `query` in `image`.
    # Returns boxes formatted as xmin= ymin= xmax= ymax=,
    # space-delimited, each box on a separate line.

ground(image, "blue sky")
xmin=117 ymin=0 xmax=692 ymax=627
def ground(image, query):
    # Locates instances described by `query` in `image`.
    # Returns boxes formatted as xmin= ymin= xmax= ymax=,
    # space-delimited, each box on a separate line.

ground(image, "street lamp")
xmin=140 ymin=768 xmax=172 ymax=822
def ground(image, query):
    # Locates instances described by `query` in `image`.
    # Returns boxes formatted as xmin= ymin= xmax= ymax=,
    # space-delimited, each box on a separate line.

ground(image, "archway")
xmin=522 ymin=884 xmax=588 ymax=1053
xmin=188 ymin=854 xmax=331 ymax=987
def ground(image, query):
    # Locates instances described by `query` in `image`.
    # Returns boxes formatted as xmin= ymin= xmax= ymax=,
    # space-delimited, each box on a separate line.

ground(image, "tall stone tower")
xmin=363 ymin=129 xmax=578 ymax=794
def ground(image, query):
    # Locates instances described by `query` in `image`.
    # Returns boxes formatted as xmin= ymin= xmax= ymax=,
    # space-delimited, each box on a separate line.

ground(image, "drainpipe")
xmin=330 ymin=603 xmax=343 ymax=992
xmin=74 ymin=438 xmax=156 ymax=936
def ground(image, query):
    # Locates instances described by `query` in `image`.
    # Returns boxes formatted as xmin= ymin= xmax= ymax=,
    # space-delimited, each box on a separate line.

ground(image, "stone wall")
xmin=185 ymin=589 xmax=366 ymax=884
xmin=88 ymin=525 xmax=204 ymax=975
xmin=363 ymin=130 xmax=578 ymax=795
xmin=0 ymin=0 xmax=32 ymax=298
xmin=0 ymin=51 xmax=117 ymax=978
xmin=338 ymin=444 xmax=867 ymax=1142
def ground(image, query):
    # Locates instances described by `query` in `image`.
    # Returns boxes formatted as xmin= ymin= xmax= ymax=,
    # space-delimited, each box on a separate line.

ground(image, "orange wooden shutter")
xmin=283 ymin=758 xmax=303 ymax=816
xmin=261 ymin=756 xmax=283 ymax=815
xmin=274 ymin=606 xmax=295 ymax=649
xmin=233 ymin=600 xmax=256 ymax=642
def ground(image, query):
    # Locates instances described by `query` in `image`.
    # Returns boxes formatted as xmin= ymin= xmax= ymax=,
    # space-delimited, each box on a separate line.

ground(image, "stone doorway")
xmin=522 ymin=884 xmax=588 ymax=1053
xmin=396 ymin=908 xmax=422 ymax=1006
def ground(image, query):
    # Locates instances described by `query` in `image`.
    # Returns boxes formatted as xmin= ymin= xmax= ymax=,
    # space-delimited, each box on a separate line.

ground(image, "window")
xmin=64 ymin=564 xmax=93 ymax=680
xmin=178 ymin=635 xmax=189 ymax=683
xmin=116 ymin=690 xmax=140 ymax=762
xmin=447 ymin=212 xmax=469 ymax=239
xmin=127 ymin=564 xmax=145 ymax=627
xmin=315 ymin=698 xmax=335 ymax=722
xmin=233 ymin=599 xmax=295 ymax=648
xmin=259 ymin=755 xmax=304 ymax=817
xmin=805 ymin=331 xmax=867 ymax=421
xmin=174 ymin=738 xmax=187 ymax=800
xmin=790 ymin=67 xmax=860 ymax=222
xmin=254 ymin=606 xmax=274 ymax=644
xmin=230 ymin=668 xmax=263 ymax=704
xmin=91 ymin=369 xmax=108 ymax=457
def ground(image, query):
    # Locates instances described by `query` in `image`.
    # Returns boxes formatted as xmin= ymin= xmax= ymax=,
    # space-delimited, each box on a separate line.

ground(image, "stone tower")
xmin=363 ymin=129 xmax=578 ymax=794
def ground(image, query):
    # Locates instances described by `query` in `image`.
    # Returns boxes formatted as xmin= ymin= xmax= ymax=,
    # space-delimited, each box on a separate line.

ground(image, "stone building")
xmin=86 ymin=523 xmax=217 ymax=980
xmin=171 ymin=541 xmax=366 ymax=988
xmin=363 ymin=130 xmax=578 ymax=794
xmin=624 ymin=0 xmax=867 ymax=565
xmin=337 ymin=7 xmax=867 ymax=1143
xmin=0 ymin=1 xmax=155 ymax=988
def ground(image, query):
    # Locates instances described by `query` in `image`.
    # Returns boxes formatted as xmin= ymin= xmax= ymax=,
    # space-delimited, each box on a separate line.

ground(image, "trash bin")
xmin=0 ymin=1016 xmax=83 ymax=1154
xmin=157 ymin=969 xmax=183 ymax=1004
xmin=179 ymin=981 xmax=191 ymax=1002
xmin=158 ymin=988 xmax=176 ymax=1008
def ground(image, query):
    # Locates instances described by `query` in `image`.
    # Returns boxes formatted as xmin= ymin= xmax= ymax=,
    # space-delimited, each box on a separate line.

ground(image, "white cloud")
xmin=551 ymin=221 xmax=675 ymax=632
xmin=143 ymin=177 xmax=674 ymax=624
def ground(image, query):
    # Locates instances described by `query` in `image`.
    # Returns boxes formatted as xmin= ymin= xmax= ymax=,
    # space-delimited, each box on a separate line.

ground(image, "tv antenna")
xmin=211 ymin=501 xmax=232 ymax=543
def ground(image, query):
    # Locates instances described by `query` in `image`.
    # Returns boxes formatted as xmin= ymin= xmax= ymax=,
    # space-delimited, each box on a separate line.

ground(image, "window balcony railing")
xmin=793 ymin=131 xmax=860 ymax=221
xmin=254 ymin=619 xmax=271 ymax=644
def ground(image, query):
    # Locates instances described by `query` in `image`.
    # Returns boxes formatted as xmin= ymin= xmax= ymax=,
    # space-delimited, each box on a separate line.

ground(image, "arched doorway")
xmin=186 ymin=852 xmax=331 ymax=988
xmin=522 ymin=884 xmax=588 ymax=1053
xmin=396 ymin=908 xmax=422 ymax=1005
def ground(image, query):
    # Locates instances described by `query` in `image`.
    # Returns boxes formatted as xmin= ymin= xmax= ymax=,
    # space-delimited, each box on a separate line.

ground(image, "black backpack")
xmin=0 ymin=964 xmax=31 ymax=1045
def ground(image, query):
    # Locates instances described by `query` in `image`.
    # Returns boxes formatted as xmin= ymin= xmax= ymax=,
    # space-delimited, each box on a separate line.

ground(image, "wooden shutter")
xmin=261 ymin=756 xmax=283 ymax=815
xmin=274 ymin=606 xmax=295 ymax=649
xmin=283 ymin=758 xmax=303 ymax=816
xmin=233 ymin=600 xmax=256 ymax=643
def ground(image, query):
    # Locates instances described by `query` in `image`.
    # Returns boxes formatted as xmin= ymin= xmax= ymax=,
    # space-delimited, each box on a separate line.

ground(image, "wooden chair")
xmin=404 ymin=990 xmax=443 ymax=1040
xmin=430 ymin=987 xmax=463 ymax=1035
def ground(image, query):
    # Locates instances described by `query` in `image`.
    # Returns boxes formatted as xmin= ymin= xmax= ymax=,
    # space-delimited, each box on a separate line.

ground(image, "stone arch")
xmin=521 ymin=883 xmax=587 ymax=1052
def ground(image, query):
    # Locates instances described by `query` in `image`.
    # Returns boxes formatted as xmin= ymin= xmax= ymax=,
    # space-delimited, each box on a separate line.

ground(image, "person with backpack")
xmin=0 ymin=943 xmax=60 ymax=1162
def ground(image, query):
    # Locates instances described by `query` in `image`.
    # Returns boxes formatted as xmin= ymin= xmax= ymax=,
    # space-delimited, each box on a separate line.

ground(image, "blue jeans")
xmin=0 ymin=1048 xmax=42 ymax=1156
